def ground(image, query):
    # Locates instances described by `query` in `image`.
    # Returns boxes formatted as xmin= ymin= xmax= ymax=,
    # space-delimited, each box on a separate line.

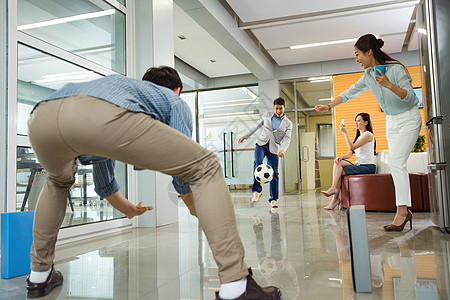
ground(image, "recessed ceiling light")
xmin=178 ymin=35 xmax=187 ymax=40
xmin=210 ymin=59 xmax=216 ymax=63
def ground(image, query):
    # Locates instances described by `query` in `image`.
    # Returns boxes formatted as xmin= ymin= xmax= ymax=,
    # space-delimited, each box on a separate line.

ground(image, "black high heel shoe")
xmin=384 ymin=210 xmax=413 ymax=232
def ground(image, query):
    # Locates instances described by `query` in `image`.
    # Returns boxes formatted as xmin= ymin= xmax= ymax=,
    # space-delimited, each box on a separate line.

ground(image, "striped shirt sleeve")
xmin=168 ymin=101 xmax=192 ymax=194
xmin=92 ymin=159 xmax=120 ymax=198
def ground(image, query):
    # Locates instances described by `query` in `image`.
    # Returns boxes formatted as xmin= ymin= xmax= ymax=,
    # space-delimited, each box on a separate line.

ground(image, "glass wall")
xmin=280 ymin=78 xmax=334 ymax=194
xmin=17 ymin=44 xmax=103 ymax=135
xmin=11 ymin=0 xmax=129 ymax=227
xmin=17 ymin=0 xmax=126 ymax=74
xmin=198 ymin=87 xmax=259 ymax=188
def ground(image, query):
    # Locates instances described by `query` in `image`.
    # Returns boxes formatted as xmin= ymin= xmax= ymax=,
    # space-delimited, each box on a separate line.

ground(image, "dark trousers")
xmin=251 ymin=143 xmax=279 ymax=201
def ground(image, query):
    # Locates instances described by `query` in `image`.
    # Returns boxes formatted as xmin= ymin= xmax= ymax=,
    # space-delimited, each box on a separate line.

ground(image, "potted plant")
xmin=412 ymin=135 xmax=426 ymax=152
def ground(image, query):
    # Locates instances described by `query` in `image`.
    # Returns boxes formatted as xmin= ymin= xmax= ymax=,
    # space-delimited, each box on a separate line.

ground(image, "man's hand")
xmin=105 ymin=191 xmax=153 ymax=219
xmin=238 ymin=137 xmax=245 ymax=144
xmin=127 ymin=202 xmax=153 ymax=219
xmin=278 ymin=150 xmax=285 ymax=158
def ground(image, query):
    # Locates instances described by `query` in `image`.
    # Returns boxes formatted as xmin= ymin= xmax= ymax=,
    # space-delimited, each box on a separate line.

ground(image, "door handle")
xmin=223 ymin=132 xmax=228 ymax=178
xmin=302 ymin=146 xmax=309 ymax=162
xmin=231 ymin=132 xmax=235 ymax=177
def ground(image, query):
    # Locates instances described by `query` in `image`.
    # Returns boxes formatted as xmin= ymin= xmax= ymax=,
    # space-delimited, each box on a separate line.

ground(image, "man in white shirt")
xmin=238 ymin=98 xmax=292 ymax=208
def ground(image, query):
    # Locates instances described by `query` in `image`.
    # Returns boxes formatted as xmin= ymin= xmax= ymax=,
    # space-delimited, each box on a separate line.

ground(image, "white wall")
xmin=0 ymin=0 xmax=6 ymax=214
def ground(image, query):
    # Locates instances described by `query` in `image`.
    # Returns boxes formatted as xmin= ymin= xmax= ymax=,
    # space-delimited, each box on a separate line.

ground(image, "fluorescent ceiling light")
xmin=417 ymin=28 xmax=427 ymax=35
xmin=318 ymin=98 xmax=332 ymax=101
xmin=308 ymin=76 xmax=332 ymax=83
xmin=203 ymin=98 xmax=258 ymax=106
xmin=33 ymin=71 xmax=98 ymax=84
xmin=204 ymin=102 xmax=258 ymax=110
xmin=291 ymin=35 xmax=379 ymax=50
xmin=201 ymin=114 xmax=259 ymax=121
xmin=290 ymin=38 xmax=358 ymax=50
xmin=18 ymin=9 xmax=115 ymax=31
xmin=241 ymin=87 xmax=258 ymax=99
xmin=203 ymin=111 xmax=257 ymax=118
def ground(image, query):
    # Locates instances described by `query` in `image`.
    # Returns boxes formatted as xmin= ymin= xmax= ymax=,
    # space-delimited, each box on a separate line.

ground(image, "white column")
xmin=0 ymin=0 xmax=7 ymax=214
xmin=134 ymin=0 xmax=178 ymax=228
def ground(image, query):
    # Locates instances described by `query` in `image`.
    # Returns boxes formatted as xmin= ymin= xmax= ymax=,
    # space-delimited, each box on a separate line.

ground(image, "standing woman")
xmin=315 ymin=34 xmax=422 ymax=231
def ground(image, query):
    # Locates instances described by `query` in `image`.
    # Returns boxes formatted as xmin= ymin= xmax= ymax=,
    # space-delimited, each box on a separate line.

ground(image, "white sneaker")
xmin=252 ymin=216 xmax=262 ymax=225
xmin=270 ymin=200 xmax=278 ymax=208
xmin=251 ymin=192 xmax=262 ymax=203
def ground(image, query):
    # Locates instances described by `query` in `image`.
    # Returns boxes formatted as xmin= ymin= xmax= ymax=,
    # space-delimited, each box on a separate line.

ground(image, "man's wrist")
xmin=327 ymin=104 xmax=331 ymax=111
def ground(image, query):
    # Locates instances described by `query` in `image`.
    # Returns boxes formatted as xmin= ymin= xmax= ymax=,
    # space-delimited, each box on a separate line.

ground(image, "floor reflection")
xmin=252 ymin=209 xmax=300 ymax=299
xmin=1 ymin=190 xmax=449 ymax=300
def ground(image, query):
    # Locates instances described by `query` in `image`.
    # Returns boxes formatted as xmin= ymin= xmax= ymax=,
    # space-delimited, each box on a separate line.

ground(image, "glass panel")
xmin=117 ymin=0 xmax=126 ymax=5
xmin=280 ymin=82 xmax=296 ymax=110
xmin=283 ymin=111 xmax=298 ymax=194
xmin=179 ymin=92 xmax=197 ymax=141
xmin=317 ymin=123 xmax=333 ymax=158
xmin=296 ymin=79 xmax=332 ymax=109
xmin=17 ymin=0 xmax=126 ymax=74
xmin=198 ymin=87 xmax=259 ymax=188
xmin=17 ymin=43 xmax=102 ymax=135
xmin=17 ymin=146 xmax=127 ymax=227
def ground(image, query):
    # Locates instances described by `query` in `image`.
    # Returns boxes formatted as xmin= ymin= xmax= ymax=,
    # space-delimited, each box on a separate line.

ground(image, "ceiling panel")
xmin=226 ymin=0 xmax=401 ymax=23
xmin=174 ymin=1 xmax=418 ymax=80
xmin=251 ymin=6 xmax=414 ymax=50
xmin=173 ymin=4 xmax=250 ymax=78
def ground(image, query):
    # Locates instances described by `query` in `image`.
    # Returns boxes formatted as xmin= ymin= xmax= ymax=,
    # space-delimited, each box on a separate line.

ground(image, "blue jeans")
xmin=252 ymin=143 xmax=279 ymax=201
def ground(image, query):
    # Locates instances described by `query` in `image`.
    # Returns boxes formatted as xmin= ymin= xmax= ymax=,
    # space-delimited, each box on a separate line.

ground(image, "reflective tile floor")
xmin=1 ymin=190 xmax=450 ymax=299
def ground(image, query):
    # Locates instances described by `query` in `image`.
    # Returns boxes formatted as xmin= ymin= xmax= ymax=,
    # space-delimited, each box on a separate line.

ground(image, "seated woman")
xmin=322 ymin=112 xmax=377 ymax=210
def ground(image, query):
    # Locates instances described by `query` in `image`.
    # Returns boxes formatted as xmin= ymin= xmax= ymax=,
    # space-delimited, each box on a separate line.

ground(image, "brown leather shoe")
xmin=215 ymin=268 xmax=282 ymax=299
xmin=26 ymin=266 xmax=63 ymax=298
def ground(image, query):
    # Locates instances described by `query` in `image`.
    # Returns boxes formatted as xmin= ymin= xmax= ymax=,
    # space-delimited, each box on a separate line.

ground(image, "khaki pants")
xmin=28 ymin=96 xmax=248 ymax=283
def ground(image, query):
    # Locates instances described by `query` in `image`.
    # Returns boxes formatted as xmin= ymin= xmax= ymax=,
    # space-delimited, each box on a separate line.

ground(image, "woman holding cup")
xmin=315 ymin=34 xmax=422 ymax=231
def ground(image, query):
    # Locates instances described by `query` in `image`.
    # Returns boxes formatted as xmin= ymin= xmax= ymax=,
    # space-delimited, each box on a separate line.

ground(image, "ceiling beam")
xmin=175 ymin=56 xmax=208 ymax=90
xmin=174 ymin=0 xmax=274 ymax=80
xmin=239 ymin=0 xmax=419 ymax=30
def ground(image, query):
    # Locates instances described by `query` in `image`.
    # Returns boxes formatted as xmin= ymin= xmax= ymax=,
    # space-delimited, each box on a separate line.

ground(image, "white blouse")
xmin=354 ymin=132 xmax=376 ymax=165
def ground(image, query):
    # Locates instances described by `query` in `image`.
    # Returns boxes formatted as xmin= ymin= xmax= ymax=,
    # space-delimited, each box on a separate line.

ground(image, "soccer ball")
xmin=258 ymin=257 xmax=278 ymax=276
xmin=254 ymin=164 xmax=274 ymax=184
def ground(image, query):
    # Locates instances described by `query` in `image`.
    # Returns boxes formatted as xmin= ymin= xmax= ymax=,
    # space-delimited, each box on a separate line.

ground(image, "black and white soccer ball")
xmin=258 ymin=257 xmax=278 ymax=275
xmin=254 ymin=164 xmax=274 ymax=184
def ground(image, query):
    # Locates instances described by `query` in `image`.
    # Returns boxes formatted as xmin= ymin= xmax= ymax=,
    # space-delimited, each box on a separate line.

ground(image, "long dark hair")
xmin=354 ymin=34 xmax=405 ymax=69
xmin=353 ymin=112 xmax=376 ymax=155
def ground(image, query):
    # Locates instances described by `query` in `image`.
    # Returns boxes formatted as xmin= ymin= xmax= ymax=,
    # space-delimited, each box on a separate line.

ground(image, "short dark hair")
xmin=273 ymin=97 xmax=285 ymax=107
xmin=142 ymin=66 xmax=183 ymax=92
